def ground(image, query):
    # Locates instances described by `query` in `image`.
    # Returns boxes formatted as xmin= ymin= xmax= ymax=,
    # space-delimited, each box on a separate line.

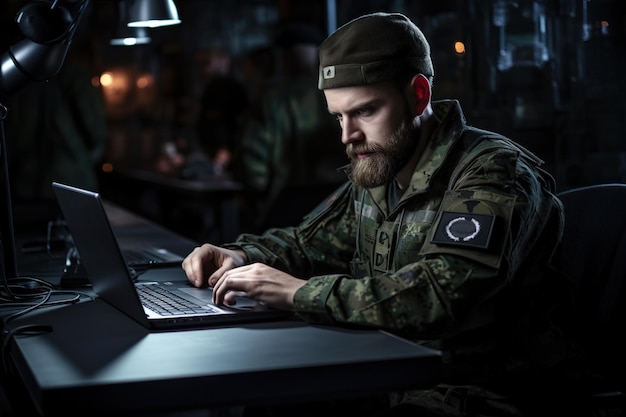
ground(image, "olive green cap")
xmin=318 ymin=12 xmax=434 ymax=90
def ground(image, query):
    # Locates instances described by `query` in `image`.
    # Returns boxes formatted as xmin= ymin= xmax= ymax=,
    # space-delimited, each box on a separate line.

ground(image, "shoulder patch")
xmin=420 ymin=190 xmax=516 ymax=269
xmin=431 ymin=211 xmax=495 ymax=249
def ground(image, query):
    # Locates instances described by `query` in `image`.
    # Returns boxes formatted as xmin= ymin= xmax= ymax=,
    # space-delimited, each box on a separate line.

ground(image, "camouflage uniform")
xmin=226 ymin=100 xmax=581 ymax=416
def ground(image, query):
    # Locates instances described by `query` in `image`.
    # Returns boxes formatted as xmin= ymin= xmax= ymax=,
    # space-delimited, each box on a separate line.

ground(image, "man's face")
xmin=324 ymin=82 xmax=418 ymax=188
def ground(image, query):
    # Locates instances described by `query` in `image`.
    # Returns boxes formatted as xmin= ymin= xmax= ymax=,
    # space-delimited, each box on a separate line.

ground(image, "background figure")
xmin=239 ymin=45 xmax=277 ymax=106
xmin=5 ymin=51 xmax=108 ymax=205
xmin=196 ymin=47 xmax=249 ymax=175
xmin=233 ymin=22 xmax=345 ymax=233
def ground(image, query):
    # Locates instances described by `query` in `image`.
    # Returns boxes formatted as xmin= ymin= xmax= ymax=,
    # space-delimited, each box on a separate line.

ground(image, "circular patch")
xmin=445 ymin=216 xmax=481 ymax=242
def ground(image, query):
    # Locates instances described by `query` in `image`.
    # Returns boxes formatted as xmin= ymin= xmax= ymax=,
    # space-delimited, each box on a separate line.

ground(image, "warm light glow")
xmin=99 ymin=69 xmax=133 ymax=110
xmin=136 ymin=74 xmax=153 ymax=89
xmin=600 ymin=20 xmax=610 ymax=36
xmin=101 ymin=162 xmax=114 ymax=173
xmin=100 ymin=72 xmax=114 ymax=87
xmin=454 ymin=41 xmax=466 ymax=55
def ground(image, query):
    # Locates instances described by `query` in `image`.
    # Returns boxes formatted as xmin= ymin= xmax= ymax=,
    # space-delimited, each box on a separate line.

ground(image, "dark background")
xmin=2 ymin=0 xmax=625 ymax=239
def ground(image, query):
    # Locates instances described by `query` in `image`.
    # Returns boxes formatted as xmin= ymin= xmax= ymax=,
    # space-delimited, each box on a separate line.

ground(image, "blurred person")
xmin=239 ymin=45 xmax=276 ymax=105
xmin=232 ymin=22 xmax=345 ymax=232
xmin=196 ymin=47 xmax=248 ymax=175
xmin=184 ymin=13 xmax=586 ymax=417
xmin=5 ymin=48 xmax=107 ymax=205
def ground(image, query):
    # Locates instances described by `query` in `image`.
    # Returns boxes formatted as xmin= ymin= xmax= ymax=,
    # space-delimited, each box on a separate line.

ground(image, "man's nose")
xmin=341 ymin=119 xmax=361 ymax=145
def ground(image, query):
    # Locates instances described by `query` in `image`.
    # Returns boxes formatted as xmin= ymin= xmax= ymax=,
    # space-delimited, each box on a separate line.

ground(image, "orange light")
xmin=136 ymin=74 xmax=153 ymax=89
xmin=102 ymin=162 xmax=114 ymax=173
xmin=454 ymin=41 xmax=466 ymax=55
xmin=100 ymin=72 xmax=114 ymax=87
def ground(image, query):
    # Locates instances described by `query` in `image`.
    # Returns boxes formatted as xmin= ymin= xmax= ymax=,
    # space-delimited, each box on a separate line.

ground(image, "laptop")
xmin=48 ymin=217 xmax=184 ymax=269
xmin=122 ymin=246 xmax=184 ymax=269
xmin=52 ymin=181 xmax=291 ymax=330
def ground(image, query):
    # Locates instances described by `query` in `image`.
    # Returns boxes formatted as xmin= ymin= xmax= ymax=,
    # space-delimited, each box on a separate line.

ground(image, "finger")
xmin=182 ymin=252 xmax=199 ymax=286
xmin=208 ymin=264 xmax=228 ymax=287
xmin=223 ymin=290 xmax=245 ymax=306
xmin=207 ymin=257 xmax=245 ymax=287
xmin=212 ymin=270 xmax=246 ymax=305
xmin=191 ymin=255 xmax=208 ymax=287
xmin=211 ymin=271 xmax=226 ymax=304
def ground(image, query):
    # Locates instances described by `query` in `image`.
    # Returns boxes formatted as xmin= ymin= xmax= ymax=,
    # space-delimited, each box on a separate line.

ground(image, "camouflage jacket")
xmin=225 ymin=100 xmax=576 ymax=391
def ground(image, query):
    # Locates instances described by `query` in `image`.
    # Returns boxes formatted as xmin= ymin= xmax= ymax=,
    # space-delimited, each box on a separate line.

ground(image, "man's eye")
xmin=356 ymin=108 xmax=373 ymax=117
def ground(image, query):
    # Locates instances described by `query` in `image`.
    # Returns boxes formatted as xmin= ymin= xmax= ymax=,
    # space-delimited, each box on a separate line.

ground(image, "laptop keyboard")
xmin=136 ymin=284 xmax=218 ymax=316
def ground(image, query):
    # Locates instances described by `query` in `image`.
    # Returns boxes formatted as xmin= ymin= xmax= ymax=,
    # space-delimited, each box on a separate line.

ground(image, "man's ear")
xmin=410 ymin=74 xmax=431 ymax=116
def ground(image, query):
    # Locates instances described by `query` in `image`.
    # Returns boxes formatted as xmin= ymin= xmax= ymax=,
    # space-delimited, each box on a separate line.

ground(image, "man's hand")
xmin=182 ymin=244 xmax=247 ymax=288
xmin=212 ymin=263 xmax=306 ymax=310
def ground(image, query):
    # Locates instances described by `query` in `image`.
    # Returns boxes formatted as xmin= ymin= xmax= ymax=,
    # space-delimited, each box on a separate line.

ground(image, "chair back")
xmin=555 ymin=183 xmax=626 ymax=393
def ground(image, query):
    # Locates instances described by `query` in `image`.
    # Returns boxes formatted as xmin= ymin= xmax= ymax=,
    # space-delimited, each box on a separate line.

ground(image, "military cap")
xmin=318 ymin=12 xmax=434 ymax=90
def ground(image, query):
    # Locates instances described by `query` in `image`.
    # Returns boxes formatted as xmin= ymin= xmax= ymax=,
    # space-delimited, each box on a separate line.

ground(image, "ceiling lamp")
xmin=110 ymin=1 xmax=151 ymax=46
xmin=127 ymin=0 xmax=181 ymax=28
xmin=110 ymin=26 xmax=151 ymax=46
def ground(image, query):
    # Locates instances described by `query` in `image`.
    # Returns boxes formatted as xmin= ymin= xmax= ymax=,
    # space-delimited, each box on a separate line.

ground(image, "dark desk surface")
xmin=8 ymin=296 xmax=441 ymax=415
xmin=3 ymin=203 xmax=442 ymax=416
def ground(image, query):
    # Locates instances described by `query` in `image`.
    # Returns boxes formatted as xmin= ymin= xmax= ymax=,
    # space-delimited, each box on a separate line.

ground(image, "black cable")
xmin=1 ymin=241 xmax=94 ymax=323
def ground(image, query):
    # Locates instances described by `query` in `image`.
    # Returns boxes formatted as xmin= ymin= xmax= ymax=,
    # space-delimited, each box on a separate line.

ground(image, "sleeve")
xmin=222 ymin=181 xmax=356 ymax=277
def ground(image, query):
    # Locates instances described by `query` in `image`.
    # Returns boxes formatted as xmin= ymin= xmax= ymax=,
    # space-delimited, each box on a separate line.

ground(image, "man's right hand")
xmin=182 ymin=243 xmax=247 ymax=288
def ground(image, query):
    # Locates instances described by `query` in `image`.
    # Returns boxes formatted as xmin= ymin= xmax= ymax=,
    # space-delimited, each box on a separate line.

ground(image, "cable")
xmin=1 ymin=241 xmax=94 ymax=324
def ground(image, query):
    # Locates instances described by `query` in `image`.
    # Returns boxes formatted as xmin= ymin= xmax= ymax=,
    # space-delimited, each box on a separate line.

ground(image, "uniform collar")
xmin=350 ymin=99 xmax=468 ymax=212
xmin=405 ymin=99 xmax=467 ymax=194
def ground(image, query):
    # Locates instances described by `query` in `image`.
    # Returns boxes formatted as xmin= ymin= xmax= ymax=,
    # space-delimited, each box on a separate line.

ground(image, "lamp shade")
xmin=0 ymin=38 xmax=70 ymax=96
xmin=15 ymin=0 xmax=74 ymax=44
xmin=127 ymin=0 xmax=181 ymax=28
xmin=111 ymin=1 xmax=151 ymax=46
xmin=110 ymin=26 xmax=151 ymax=46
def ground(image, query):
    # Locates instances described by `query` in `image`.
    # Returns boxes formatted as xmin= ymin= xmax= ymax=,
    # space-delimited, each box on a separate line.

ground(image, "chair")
xmin=554 ymin=183 xmax=626 ymax=414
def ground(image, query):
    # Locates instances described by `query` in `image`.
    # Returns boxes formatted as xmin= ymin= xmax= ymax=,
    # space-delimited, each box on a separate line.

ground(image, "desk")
xmin=6 ymin=298 xmax=441 ymax=416
xmin=101 ymin=169 xmax=243 ymax=244
xmin=2 ymin=204 xmax=442 ymax=416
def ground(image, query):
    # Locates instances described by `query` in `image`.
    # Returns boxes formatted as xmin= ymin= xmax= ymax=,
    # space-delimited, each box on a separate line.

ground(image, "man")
xmin=183 ymin=13 xmax=581 ymax=417
xmin=196 ymin=46 xmax=248 ymax=174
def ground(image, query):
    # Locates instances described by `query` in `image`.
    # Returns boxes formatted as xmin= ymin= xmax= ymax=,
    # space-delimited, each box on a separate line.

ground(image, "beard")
xmin=346 ymin=118 xmax=420 ymax=188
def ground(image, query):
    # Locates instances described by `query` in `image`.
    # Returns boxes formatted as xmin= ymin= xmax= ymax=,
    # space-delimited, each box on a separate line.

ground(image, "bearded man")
xmin=183 ymin=12 xmax=582 ymax=417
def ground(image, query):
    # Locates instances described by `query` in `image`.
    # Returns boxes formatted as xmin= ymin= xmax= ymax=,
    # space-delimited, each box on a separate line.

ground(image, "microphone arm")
xmin=0 ymin=0 xmax=90 ymax=97
xmin=0 ymin=0 xmax=90 ymax=281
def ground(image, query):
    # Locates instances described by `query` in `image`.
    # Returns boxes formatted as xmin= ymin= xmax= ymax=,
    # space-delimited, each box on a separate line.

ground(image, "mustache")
xmin=346 ymin=143 xmax=385 ymax=158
